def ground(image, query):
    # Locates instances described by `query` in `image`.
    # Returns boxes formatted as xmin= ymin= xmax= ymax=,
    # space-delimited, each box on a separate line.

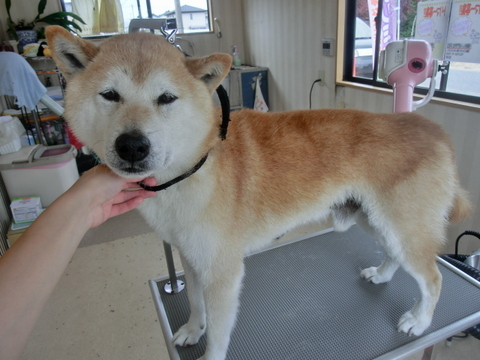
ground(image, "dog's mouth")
xmin=104 ymin=151 xmax=155 ymax=178
xmin=117 ymin=163 xmax=151 ymax=175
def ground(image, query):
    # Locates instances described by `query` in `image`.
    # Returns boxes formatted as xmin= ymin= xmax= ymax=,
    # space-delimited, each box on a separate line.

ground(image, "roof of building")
xmin=161 ymin=5 xmax=206 ymax=16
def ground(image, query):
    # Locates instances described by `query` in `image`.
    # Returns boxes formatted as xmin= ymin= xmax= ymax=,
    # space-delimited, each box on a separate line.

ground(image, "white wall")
xmin=242 ymin=0 xmax=338 ymax=111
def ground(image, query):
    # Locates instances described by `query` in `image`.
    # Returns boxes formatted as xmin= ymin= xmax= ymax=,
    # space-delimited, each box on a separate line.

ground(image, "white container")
xmin=0 ymin=144 xmax=79 ymax=207
xmin=10 ymin=196 xmax=42 ymax=224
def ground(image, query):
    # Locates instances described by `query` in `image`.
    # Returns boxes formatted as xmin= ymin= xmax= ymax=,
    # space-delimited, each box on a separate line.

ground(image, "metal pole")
xmin=31 ymin=109 xmax=46 ymax=145
xmin=439 ymin=61 xmax=450 ymax=92
xmin=163 ymin=241 xmax=185 ymax=294
xmin=174 ymin=0 xmax=184 ymax=34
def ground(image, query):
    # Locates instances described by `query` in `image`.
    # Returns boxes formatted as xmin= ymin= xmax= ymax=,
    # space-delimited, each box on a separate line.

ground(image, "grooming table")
xmin=149 ymin=226 xmax=480 ymax=360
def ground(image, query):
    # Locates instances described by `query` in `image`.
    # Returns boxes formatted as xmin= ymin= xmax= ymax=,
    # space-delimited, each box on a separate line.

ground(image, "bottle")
xmin=62 ymin=123 xmax=70 ymax=144
xmin=232 ymin=45 xmax=242 ymax=67
xmin=53 ymin=121 xmax=65 ymax=144
xmin=44 ymin=124 xmax=56 ymax=145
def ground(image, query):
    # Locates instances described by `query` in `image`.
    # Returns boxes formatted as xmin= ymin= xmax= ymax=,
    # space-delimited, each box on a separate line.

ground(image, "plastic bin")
xmin=0 ymin=144 xmax=79 ymax=207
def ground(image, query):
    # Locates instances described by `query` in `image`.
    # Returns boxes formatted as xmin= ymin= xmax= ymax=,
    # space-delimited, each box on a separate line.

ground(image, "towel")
xmin=0 ymin=52 xmax=47 ymax=110
xmin=254 ymin=77 xmax=269 ymax=112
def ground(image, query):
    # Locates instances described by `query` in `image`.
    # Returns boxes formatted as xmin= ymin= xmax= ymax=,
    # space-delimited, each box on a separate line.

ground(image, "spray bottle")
xmin=232 ymin=45 xmax=242 ymax=67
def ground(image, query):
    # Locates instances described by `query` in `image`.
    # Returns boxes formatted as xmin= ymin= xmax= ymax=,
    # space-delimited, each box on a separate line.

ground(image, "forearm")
xmin=0 ymin=190 xmax=92 ymax=360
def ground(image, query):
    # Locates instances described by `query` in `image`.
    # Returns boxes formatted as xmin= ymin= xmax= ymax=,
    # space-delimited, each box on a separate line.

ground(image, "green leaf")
xmin=33 ymin=0 xmax=48 ymax=22
xmin=36 ymin=17 xmax=83 ymax=33
xmin=7 ymin=20 xmax=19 ymax=41
xmin=66 ymin=21 xmax=83 ymax=32
xmin=38 ymin=17 xmax=69 ymax=26
xmin=64 ymin=12 xmax=86 ymax=25
xmin=38 ymin=0 xmax=47 ymax=16
xmin=37 ymin=12 xmax=86 ymax=26
xmin=5 ymin=0 xmax=12 ymax=19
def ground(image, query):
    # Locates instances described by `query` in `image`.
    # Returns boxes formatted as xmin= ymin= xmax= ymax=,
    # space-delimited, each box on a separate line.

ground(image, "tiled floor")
xmin=21 ymin=211 xmax=480 ymax=360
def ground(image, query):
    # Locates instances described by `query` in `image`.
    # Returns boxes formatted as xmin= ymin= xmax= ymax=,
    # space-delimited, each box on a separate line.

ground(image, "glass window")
xmin=61 ymin=0 xmax=212 ymax=37
xmin=345 ymin=0 xmax=480 ymax=104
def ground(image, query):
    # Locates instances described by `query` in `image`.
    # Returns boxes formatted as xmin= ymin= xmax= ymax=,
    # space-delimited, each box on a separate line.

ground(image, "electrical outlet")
xmin=317 ymin=70 xmax=325 ymax=86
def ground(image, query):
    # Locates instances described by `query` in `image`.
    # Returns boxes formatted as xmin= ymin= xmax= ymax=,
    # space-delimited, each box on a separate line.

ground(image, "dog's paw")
xmin=397 ymin=310 xmax=430 ymax=336
xmin=173 ymin=322 xmax=206 ymax=347
xmin=360 ymin=266 xmax=391 ymax=284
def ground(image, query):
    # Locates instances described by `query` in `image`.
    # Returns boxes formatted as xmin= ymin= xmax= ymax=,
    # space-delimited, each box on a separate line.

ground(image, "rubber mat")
xmin=150 ymin=226 xmax=480 ymax=360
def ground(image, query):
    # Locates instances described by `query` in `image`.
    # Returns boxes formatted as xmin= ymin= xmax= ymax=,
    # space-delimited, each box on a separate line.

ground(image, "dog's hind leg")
xmin=172 ymin=254 xmax=207 ymax=347
xmin=357 ymin=209 xmax=443 ymax=336
xmin=356 ymin=210 xmax=401 ymax=284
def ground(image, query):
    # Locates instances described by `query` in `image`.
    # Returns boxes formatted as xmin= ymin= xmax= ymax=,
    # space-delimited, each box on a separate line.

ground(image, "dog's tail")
xmin=449 ymin=187 xmax=472 ymax=224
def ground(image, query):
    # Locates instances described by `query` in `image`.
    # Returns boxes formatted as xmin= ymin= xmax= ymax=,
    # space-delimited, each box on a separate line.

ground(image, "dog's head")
xmin=46 ymin=26 xmax=231 ymax=179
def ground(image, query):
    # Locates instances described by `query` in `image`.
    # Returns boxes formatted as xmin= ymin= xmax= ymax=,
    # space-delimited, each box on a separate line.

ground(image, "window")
xmin=61 ymin=0 xmax=212 ymax=37
xmin=344 ymin=0 xmax=480 ymax=104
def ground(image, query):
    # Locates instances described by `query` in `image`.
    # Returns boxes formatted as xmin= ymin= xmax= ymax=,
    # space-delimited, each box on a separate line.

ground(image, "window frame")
xmin=60 ymin=0 xmax=214 ymax=38
xmin=340 ymin=0 xmax=480 ymax=106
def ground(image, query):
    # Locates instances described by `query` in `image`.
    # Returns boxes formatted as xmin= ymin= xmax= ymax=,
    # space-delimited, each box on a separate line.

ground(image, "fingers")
xmin=113 ymin=188 xmax=156 ymax=206
xmin=123 ymin=177 xmax=158 ymax=190
xmin=84 ymin=165 xmax=158 ymax=199
xmin=109 ymin=196 xmax=145 ymax=218
xmin=109 ymin=184 xmax=156 ymax=218
xmin=109 ymin=184 xmax=157 ymax=216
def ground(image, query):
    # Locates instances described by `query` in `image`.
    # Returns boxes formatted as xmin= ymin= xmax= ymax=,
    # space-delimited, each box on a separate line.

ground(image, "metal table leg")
xmin=163 ymin=241 xmax=185 ymax=294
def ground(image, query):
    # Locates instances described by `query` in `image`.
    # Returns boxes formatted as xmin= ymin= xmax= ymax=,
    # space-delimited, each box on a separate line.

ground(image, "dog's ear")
xmin=185 ymin=54 xmax=232 ymax=93
xmin=45 ymin=26 xmax=99 ymax=79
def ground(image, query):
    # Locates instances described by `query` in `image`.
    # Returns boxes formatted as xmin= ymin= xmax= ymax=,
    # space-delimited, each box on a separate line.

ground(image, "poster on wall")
xmin=444 ymin=0 xmax=480 ymax=63
xmin=415 ymin=1 xmax=452 ymax=59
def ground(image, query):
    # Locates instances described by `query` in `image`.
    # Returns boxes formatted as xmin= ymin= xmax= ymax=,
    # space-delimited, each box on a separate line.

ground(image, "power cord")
xmin=309 ymin=79 xmax=323 ymax=109
xmin=445 ymin=331 xmax=469 ymax=347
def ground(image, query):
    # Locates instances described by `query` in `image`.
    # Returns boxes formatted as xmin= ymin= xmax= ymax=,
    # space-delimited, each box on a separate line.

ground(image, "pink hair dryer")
xmin=379 ymin=39 xmax=438 ymax=113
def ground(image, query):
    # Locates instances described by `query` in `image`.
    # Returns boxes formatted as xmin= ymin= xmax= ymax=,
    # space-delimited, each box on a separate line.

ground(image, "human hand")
xmin=67 ymin=164 xmax=157 ymax=228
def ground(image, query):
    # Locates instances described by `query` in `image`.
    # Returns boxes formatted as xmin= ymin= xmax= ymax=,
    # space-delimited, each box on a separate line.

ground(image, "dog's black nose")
xmin=115 ymin=132 xmax=150 ymax=163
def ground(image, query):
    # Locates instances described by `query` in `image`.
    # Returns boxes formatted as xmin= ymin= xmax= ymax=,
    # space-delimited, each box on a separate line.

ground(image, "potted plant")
xmin=6 ymin=0 xmax=85 ymax=52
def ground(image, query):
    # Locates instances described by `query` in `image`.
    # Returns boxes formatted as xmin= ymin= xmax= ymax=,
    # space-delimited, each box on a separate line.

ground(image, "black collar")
xmin=137 ymin=85 xmax=230 ymax=192
xmin=217 ymin=84 xmax=231 ymax=140
xmin=137 ymin=153 xmax=208 ymax=192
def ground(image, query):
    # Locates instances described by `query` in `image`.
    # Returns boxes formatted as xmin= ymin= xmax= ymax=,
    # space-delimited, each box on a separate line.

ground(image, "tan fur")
xmin=449 ymin=186 xmax=472 ymax=223
xmin=46 ymin=27 xmax=471 ymax=360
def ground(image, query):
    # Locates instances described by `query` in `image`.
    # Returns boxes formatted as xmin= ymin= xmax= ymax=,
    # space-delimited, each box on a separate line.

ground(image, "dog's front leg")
xmin=200 ymin=259 xmax=245 ymax=360
xmin=172 ymin=254 xmax=206 ymax=347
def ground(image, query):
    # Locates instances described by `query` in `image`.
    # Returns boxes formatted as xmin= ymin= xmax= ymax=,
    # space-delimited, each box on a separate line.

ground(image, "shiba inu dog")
xmin=46 ymin=26 xmax=470 ymax=360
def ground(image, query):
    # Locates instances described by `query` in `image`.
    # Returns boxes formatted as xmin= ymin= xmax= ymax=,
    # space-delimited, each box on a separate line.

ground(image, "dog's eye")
xmin=157 ymin=93 xmax=178 ymax=105
xmin=100 ymin=89 xmax=120 ymax=102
